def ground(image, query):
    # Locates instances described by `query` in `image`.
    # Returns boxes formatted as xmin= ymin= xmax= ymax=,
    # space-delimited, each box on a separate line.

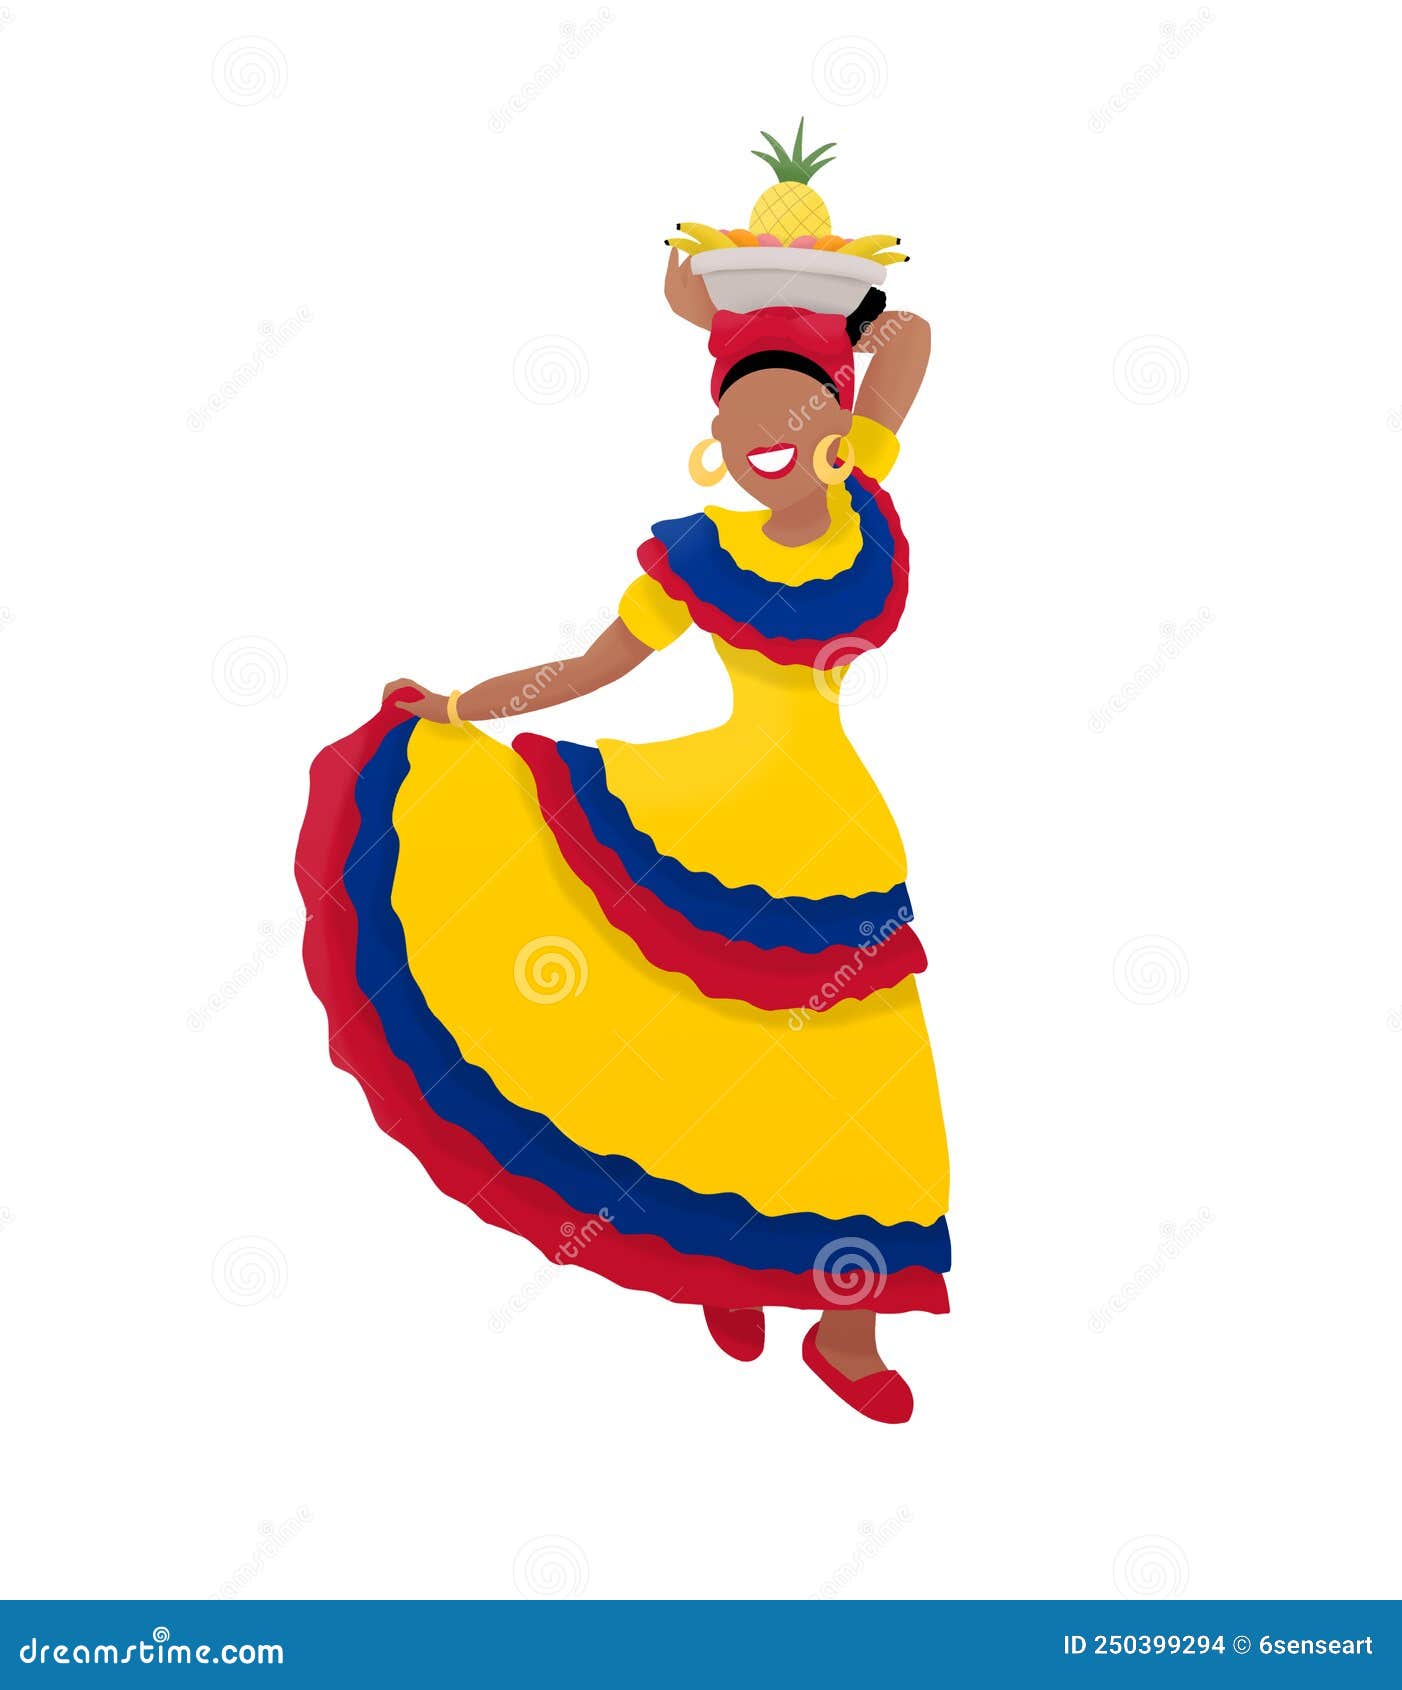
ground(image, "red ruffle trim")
xmin=512 ymin=732 xmax=926 ymax=1012
xmin=640 ymin=469 xmax=911 ymax=670
xmin=295 ymin=694 xmax=949 ymax=1316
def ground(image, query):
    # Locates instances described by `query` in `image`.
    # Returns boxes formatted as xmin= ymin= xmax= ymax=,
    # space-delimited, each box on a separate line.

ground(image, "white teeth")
xmin=747 ymin=445 xmax=796 ymax=474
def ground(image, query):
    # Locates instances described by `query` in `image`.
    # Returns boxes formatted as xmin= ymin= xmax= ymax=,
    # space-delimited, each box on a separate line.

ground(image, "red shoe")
xmin=802 ymin=1323 xmax=914 ymax=1424
xmin=704 ymin=1305 xmax=765 ymax=1362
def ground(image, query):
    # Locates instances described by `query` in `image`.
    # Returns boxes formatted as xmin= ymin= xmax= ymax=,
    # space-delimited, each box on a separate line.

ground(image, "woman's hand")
xmin=377 ymin=623 xmax=651 ymax=728
xmin=382 ymin=679 xmax=451 ymax=723
xmin=664 ymin=248 xmax=715 ymax=331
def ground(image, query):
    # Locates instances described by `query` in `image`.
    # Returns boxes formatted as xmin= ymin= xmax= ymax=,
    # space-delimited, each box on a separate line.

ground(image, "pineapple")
xmin=749 ymin=119 xmax=835 ymax=243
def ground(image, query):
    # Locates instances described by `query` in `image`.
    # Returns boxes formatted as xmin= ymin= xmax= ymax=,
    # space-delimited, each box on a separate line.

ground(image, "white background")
xmin=2 ymin=0 xmax=1399 ymax=1602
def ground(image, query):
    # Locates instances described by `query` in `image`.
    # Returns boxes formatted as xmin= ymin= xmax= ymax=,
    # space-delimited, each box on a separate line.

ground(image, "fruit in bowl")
xmin=667 ymin=122 xmax=907 ymax=317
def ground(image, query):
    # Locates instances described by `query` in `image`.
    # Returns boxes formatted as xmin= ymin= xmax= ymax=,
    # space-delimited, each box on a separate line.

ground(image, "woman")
xmin=296 ymin=251 xmax=947 ymax=1423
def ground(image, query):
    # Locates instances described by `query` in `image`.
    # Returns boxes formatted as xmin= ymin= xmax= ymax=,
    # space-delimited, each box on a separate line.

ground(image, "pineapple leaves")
xmin=755 ymin=121 xmax=837 ymax=185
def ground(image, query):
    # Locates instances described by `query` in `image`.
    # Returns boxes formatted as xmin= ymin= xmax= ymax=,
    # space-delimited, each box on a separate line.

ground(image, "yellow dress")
xmin=297 ymin=416 xmax=951 ymax=1314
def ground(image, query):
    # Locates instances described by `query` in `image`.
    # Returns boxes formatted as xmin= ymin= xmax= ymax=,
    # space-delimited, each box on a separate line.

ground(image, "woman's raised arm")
xmin=853 ymin=310 xmax=930 ymax=435
xmin=384 ymin=617 xmax=653 ymax=724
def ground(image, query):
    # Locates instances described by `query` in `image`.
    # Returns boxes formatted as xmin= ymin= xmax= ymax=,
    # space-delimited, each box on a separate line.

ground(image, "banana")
xmin=666 ymin=236 xmax=703 ymax=255
xmin=873 ymin=251 xmax=910 ymax=266
xmin=676 ymin=222 xmax=736 ymax=251
xmin=841 ymin=234 xmax=901 ymax=258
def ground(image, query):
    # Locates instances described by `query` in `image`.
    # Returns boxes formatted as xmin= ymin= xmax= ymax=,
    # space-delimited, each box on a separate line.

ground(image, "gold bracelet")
xmin=446 ymin=689 xmax=466 ymax=728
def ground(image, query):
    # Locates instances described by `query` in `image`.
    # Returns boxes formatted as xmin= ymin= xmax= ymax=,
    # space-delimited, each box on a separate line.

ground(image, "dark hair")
xmin=844 ymin=286 xmax=887 ymax=345
xmin=718 ymin=349 xmax=841 ymax=403
xmin=715 ymin=288 xmax=888 ymax=404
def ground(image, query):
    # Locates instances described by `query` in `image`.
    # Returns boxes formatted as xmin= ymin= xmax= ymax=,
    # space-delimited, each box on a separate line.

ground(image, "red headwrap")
xmin=708 ymin=307 xmax=855 ymax=408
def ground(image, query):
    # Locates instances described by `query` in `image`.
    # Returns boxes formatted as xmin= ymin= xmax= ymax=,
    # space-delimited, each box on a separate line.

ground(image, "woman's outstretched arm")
xmin=384 ymin=617 xmax=653 ymax=724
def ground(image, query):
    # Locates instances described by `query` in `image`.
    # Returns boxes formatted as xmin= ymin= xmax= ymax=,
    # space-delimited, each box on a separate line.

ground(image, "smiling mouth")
xmin=746 ymin=443 xmax=798 ymax=479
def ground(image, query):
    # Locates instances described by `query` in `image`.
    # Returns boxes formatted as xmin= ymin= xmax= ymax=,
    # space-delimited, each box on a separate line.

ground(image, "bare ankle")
xmin=816 ymin=1310 xmax=885 ymax=1379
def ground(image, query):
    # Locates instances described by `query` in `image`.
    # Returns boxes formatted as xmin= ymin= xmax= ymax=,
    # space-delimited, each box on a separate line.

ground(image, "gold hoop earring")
xmin=812 ymin=434 xmax=855 ymax=486
xmin=689 ymin=439 xmax=726 ymax=487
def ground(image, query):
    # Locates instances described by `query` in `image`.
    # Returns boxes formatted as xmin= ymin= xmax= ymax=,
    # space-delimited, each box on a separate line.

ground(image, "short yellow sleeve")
xmin=619 ymin=574 xmax=692 ymax=650
xmin=849 ymin=414 xmax=901 ymax=482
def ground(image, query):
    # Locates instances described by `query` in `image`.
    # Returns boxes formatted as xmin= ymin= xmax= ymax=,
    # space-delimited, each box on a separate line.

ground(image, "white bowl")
xmin=691 ymin=247 xmax=886 ymax=316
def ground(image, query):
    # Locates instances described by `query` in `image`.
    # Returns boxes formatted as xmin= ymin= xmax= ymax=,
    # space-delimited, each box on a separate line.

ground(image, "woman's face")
xmin=713 ymin=368 xmax=853 ymax=510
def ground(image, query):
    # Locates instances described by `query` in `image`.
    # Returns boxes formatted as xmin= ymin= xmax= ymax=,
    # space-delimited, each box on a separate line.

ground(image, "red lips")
xmin=745 ymin=442 xmax=798 ymax=479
